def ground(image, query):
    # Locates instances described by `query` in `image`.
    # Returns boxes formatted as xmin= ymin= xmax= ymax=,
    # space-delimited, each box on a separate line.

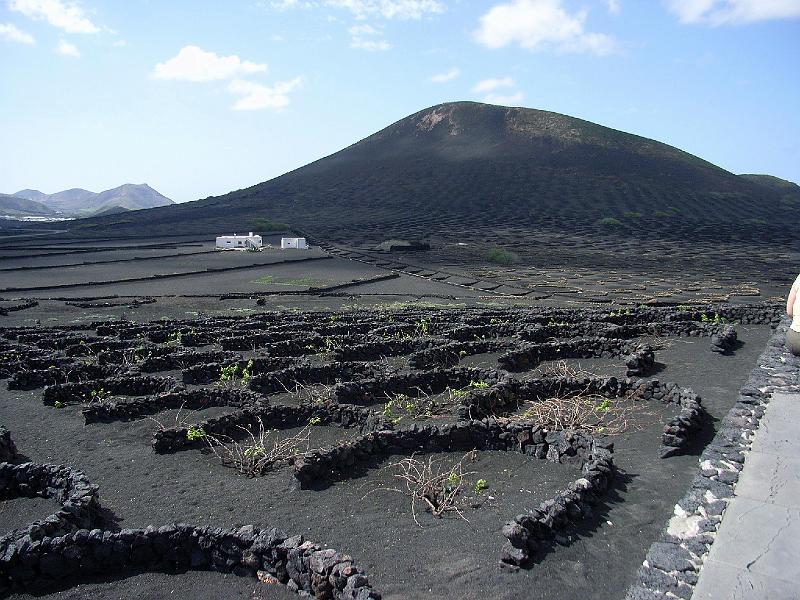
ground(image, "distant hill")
xmin=13 ymin=183 xmax=173 ymax=217
xmin=0 ymin=193 xmax=57 ymax=217
xmin=57 ymin=101 xmax=798 ymax=242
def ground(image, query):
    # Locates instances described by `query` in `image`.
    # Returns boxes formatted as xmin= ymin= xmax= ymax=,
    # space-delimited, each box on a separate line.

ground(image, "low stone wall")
xmin=220 ymin=332 xmax=322 ymax=352
xmin=42 ymin=376 xmax=180 ymax=406
xmin=498 ymin=338 xmax=655 ymax=377
xmin=459 ymin=376 xmax=705 ymax=458
xmin=0 ymin=426 xmax=16 ymax=462
xmin=625 ymin=319 xmax=798 ymax=600
xmin=83 ymin=387 xmax=266 ymax=424
xmin=500 ymin=435 xmax=614 ymax=568
xmin=408 ymin=340 xmax=503 ymax=370
xmin=8 ymin=364 xmax=119 ymax=391
xmin=0 ymin=298 xmax=38 ymax=316
xmin=151 ymin=402 xmax=388 ymax=454
xmin=0 ymin=462 xmax=101 ymax=539
xmin=332 ymin=367 xmax=498 ymax=406
xmin=182 ymin=356 xmax=299 ymax=384
xmin=293 ymin=418 xmax=602 ymax=487
xmin=138 ymin=350 xmax=237 ymax=373
xmin=333 ymin=338 xmax=418 ymax=362
xmin=708 ymin=324 xmax=737 ymax=354
xmin=0 ymin=464 xmax=378 ymax=599
xmin=249 ymin=362 xmax=391 ymax=396
xmin=0 ymin=525 xmax=379 ymax=600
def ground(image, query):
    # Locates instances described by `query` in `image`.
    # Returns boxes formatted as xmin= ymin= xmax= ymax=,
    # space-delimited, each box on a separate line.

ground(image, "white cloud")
xmin=472 ymin=77 xmax=524 ymax=105
xmin=666 ymin=0 xmax=800 ymax=24
xmin=271 ymin=0 xmax=314 ymax=9
xmin=228 ymin=76 xmax=303 ymax=110
xmin=9 ymin=0 xmax=99 ymax=33
xmin=112 ymin=38 xmax=126 ymax=47
xmin=430 ymin=67 xmax=460 ymax=83
xmin=474 ymin=0 xmax=617 ymax=56
xmin=0 ymin=22 xmax=35 ymax=44
xmin=608 ymin=0 xmax=621 ymax=13
xmin=348 ymin=23 xmax=392 ymax=50
xmin=472 ymin=76 xmax=514 ymax=93
xmin=484 ymin=91 xmax=525 ymax=105
xmin=326 ymin=0 xmax=444 ymax=19
xmin=56 ymin=37 xmax=79 ymax=56
xmin=270 ymin=0 xmax=445 ymax=19
xmin=154 ymin=46 xmax=267 ymax=82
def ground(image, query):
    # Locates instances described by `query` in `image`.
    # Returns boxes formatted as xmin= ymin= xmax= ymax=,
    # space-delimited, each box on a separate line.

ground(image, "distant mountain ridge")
xmin=0 ymin=193 xmax=57 ymax=218
xmin=11 ymin=183 xmax=173 ymax=217
xmin=48 ymin=101 xmax=800 ymax=241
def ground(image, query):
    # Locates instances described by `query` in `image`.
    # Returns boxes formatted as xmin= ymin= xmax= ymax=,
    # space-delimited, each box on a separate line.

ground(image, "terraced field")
xmin=0 ymin=302 xmax=779 ymax=599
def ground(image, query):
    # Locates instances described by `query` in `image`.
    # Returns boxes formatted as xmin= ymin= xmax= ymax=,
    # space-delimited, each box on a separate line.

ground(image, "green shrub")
xmin=597 ymin=217 xmax=623 ymax=226
xmin=486 ymin=247 xmax=518 ymax=266
xmin=623 ymin=211 xmax=642 ymax=218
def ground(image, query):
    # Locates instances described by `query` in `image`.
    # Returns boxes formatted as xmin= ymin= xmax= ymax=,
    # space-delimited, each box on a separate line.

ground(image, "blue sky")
xmin=1 ymin=0 xmax=799 ymax=203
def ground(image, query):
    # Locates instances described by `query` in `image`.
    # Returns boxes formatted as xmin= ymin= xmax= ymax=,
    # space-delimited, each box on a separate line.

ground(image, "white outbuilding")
xmin=216 ymin=232 xmax=263 ymax=250
xmin=281 ymin=237 xmax=308 ymax=249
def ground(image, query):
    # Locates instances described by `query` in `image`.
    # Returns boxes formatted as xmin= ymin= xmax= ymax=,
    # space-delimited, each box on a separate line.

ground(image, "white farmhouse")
xmin=216 ymin=232 xmax=263 ymax=250
xmin=281 ymin=237 xmax=308 ymax=249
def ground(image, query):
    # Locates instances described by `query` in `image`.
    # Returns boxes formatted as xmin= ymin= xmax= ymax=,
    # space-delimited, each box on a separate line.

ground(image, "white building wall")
xmin=216 ymin=233 xmax=263 ymax=249
xmin=281 ymin=237 xmax=308 ymax=249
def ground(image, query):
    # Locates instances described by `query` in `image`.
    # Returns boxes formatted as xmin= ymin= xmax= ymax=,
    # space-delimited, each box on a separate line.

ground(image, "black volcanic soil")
xmin=0 ymin=306 xmax=771 ymax=600
xmin=0 ymin=230 xmax=788 ymax=599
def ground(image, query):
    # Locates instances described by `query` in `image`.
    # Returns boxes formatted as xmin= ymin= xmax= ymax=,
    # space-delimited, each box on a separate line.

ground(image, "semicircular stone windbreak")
xmin=149 ymin=401 xmax=390 ymax=454
xmin=0 ymin=457 xmax=379 ymax=599
xmin=0 ymin=462 xmax=102 ymax=542
xmin=456 ymin=375 xmax=706 ymax=458
xmin=497 ymin=337 xmax=656 ymax=377
xmin=289 ymin=418 xmax=614 ymax=569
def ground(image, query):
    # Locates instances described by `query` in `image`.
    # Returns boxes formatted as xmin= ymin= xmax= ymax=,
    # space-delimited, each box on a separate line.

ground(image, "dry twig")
xmin=366 ymin=451 xmax=479 ymax=526
xmin=205 ymin=419 xmax=311 ymax=477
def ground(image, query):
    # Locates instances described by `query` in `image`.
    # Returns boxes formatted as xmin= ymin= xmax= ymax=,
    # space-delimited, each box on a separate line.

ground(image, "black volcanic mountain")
xmin=14 ymin=183 xmax=173 ymax=217
xmin=61 ymin=102 xmax=797 ymax=241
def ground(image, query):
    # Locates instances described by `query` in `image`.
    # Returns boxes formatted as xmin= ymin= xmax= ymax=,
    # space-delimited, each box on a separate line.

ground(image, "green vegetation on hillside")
xmin=486 ymin=247 xmax=518 ymax=266
xmin=250 ymin=217 xmax=289 ymax=231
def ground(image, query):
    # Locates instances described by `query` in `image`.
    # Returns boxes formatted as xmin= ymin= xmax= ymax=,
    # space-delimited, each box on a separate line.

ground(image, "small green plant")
xmin=89 ymin=388 xmax=108 ymax=400
xmin=166 ymin=331 xmax=182 ymax=346
xmin=474 ymin=478 xmax=488 ymax=493
xmin=308 ymin=416 xmax=322 ymax=426
xmin=458 ymin=350 xmax=467 ymax=358
xmin=186 ymin=426 xmax=206 ymax=441
xmin=382 ymin=399 xmax=404 ymax=425
xmin=445 ymin=471 xmax=459 ymax=492
xmin=240 ymin=359 xmax=253 ymax=387
xmin=415 ymin=318 xmax=430 ymax=336
xmin=486 ymin=247 xmax=518 ymax=266
xmin=243 ymin=445 xmax=266 ymax=458
xmin=448 ymin=387 xmax=470 ymax=399
xmin=701 ymin=312 xmax=726 ymax=324
xmin=623 ymin=211 xmax=642 ymax=218
xmin=596 ymin=399 xmax=611 ymax=413
xmin=469 ymin=380 xmax=490 ymax=389
xmin=323 ymin=336 xmax=336 ymax=353
xmin=54 ymin=400 xmax=64 ymax=409
xmin=547 ymin=320 xmax=569 ymax=327
xmin=219 ymin=363 xmax=240 ymax=384
xmin=329 ymin=314 xmax=338 ymax=322
xmin=597 ymin=217 xmax=623 ymax=227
